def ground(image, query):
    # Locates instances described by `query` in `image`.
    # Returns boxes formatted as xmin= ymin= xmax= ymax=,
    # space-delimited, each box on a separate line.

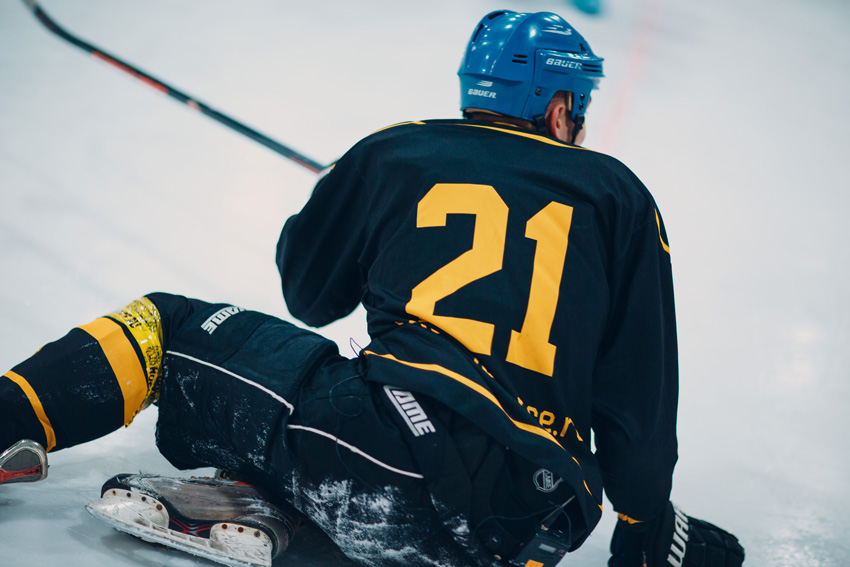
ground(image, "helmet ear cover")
xmin=458 ymin=11 xmax=603 ymax=129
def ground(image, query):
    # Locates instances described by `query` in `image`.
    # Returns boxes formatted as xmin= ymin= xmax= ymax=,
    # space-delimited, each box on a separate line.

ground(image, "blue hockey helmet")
xmin=458 ymin=10 xmax=603 ymax=128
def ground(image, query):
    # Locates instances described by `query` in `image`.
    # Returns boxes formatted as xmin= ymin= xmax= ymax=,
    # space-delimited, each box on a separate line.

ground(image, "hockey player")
xmin=1 ymin=10 xmax=744 ymax=567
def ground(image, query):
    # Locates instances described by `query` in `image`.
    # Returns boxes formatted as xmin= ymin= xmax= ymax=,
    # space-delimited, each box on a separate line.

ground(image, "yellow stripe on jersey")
xmin=363 ymin=350 xmax=565 ymax=450
xmin=370 ymin=121 xmax=427 ymax=136
xmin=364 ymin=348 xmax=603 ymax=503
xmin=78 ymin=317 xmax=149 ymax=426
xmin=3 ymin=370 xmax=56 ymax=452
xmin=655 ymin=209 xmax=671 ymax=254
xmin=617 ymin=512 xmax=645 ymax=524
xmin=460 ymin=123 xmax=595 ymax=151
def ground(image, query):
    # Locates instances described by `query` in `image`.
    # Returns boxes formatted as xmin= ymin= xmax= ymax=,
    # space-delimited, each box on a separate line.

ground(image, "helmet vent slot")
xmin=512 ymin=54 xmax=528 ymax=64
xmin=472 ymin=24 xmax=485 ymax=42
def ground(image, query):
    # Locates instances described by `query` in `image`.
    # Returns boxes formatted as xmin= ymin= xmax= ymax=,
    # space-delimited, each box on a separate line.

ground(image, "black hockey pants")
xmin=149 ymin=293 xmax=486 ymax=567
xmin=2 ymin=293 xmax=577 ymax=567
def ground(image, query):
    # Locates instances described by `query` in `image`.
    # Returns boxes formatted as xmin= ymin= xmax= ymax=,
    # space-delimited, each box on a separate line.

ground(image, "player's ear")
xmin=545 ymin=92 xmax=570 ymax=142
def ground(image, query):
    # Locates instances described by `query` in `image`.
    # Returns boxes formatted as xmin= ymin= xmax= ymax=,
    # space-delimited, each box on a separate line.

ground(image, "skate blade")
xmin=0 ymin=440 xmax=48 ymax=485
xmin=86 ymin=489 xmax=274 ymax=567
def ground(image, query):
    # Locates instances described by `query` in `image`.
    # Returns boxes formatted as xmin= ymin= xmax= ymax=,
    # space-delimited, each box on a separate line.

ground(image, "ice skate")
xmin=86 ymin=473 xmax=298 ymax=567
xmin=0 ymin=440 xmax=48 ymax=485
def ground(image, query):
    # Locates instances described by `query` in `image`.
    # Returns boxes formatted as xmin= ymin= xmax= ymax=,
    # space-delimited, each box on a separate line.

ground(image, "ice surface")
xmin=1 ymin=0 xmax=849 ymax=565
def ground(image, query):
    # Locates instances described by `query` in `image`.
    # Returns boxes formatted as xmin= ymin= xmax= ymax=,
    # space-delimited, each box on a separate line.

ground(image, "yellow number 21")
xmin=405 ymin=183 xmax=574 ymax=376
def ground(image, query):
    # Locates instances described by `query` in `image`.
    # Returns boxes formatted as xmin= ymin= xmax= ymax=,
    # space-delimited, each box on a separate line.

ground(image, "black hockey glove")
xmin=608 ymin=501 xmax=744 ymax=567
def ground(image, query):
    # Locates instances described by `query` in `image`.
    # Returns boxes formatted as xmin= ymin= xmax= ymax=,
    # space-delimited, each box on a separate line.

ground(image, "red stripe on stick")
xmin=91 ymin=51 xmax=169 ymax=94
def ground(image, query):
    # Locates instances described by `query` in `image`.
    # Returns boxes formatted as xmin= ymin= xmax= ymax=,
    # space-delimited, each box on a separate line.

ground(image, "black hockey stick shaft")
xmin=23 ymin=0 xmax=327 ymax=174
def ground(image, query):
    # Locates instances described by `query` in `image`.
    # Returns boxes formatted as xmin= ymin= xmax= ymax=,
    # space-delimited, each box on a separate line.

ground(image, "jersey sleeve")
xmin=591 ymin=205 xmax=679 ymax=524
xmin=275 ymin=153 xmax=369 ymax=327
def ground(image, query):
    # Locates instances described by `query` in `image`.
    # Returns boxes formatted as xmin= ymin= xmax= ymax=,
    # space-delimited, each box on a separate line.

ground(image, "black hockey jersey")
xmin=276 ymin=119 xmax=678 ymax=534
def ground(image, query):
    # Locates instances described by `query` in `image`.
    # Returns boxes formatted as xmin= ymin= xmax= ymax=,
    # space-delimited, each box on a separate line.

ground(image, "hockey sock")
xmin=0 ymin=297 xmax=163 ymax=452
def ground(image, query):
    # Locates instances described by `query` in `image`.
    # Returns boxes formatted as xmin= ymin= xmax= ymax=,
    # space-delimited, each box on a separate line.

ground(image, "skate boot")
xmin=86 ymin=473 xmax=298 ymax=567
xmin=0 ymin=440 xmax=48 ymax=485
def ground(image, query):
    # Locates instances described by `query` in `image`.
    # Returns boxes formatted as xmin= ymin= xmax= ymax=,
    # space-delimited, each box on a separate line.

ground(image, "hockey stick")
xmin=22 ymin=0 xmax=327 ymax=174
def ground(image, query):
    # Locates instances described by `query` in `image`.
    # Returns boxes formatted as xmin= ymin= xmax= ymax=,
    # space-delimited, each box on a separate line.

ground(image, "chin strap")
xmin=570 ymin=114 xmax=585 ymax=145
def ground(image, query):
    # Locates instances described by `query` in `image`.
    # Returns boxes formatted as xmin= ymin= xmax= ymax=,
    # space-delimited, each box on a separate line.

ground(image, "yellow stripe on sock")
xmin=78 ymin=317 xmax=148 ymax=426
xmin=3 ymin=370 xmax=56 ymax=452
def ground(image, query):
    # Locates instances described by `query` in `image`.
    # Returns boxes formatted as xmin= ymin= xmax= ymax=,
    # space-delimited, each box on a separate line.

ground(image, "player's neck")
xmin=464 ymin=112 xmax=536 ymax=132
